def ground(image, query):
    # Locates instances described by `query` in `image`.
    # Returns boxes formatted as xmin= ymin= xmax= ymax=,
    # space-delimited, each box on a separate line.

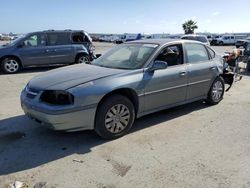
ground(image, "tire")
xmin=206 ymin=76 xmax=225 ymax=105
xmin=75 ymin=54 xmax=90 ymax=64
xmin=247 ymin=61 xmax=250 ymax=71
xmin=219 ymin=41 xmax=223 ymax=46
xmin=1 ymin=57 xmax=21 ymax=74
xmin=95 ymin=95 xmax=135 ymax=139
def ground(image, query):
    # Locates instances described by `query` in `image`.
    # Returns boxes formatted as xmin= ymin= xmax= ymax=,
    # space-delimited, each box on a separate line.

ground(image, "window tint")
xmin=196 ymin=36 xmax=208 ymax=43
xmin=185 ymin=43 xmax=209 ymax=63
xmin=155 ymin=44 xmax=183 ymax=66
xmin=207 ymin=47 xmax=216 ymax=59
xmin=47 ymin=33 xmax=70 ymax=45
xmin=23 ymin=34 xmax=46 ymax=47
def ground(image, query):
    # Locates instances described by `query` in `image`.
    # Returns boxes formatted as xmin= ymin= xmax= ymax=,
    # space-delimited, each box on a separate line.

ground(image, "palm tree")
xmin=182 ymin=20 xmax=198 ymax=34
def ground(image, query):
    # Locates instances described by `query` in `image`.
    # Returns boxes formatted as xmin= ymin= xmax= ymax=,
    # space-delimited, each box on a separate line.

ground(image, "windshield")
xmin=92 ymin=43 xmax=158 ymax=70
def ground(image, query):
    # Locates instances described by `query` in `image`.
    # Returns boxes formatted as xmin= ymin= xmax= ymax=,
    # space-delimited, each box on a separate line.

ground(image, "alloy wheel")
xmin=4 ymin=59 xmax=19 ymax=73
xmin=212 ymin=80 xmax=223 ymax=102
xmin=105 ymin=104 xmax=131 ymax=134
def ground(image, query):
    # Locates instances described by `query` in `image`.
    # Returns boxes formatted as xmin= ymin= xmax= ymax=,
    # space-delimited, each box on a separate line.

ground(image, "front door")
xmin=144 ymin=44 xmax=188 ymax=112
xmin=17 ymin=33 xmax=50 ymax=66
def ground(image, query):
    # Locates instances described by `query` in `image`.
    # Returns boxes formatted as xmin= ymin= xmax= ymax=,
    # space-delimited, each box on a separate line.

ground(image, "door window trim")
xmin=22 ymin=33 xmax=48 ymax=48
xmin=148 ymin=43 xmax=185 ymax=69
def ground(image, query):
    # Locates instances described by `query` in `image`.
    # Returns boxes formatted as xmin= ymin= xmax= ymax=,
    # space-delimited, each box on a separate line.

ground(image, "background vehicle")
xmin=210 ymin=35 xmax=222 ymax=46
xmin=181 ymin=34 xmax=210 ymax=45
xmin=99 ymin=35 xmax=120 ymax=42
xmin=242 ymin=41 xmax=250 ymax=71
xmin=235 ymin=37 xmax=250 ymax=48
xmin=216 ymin=34 xmax=247 ymax=45
xmin=21 ymin=39 xmax=226 ymax=139
xmin=115 ymin=33 xmax=142 ymax=44
xmin=0 ymin=30 xmax=96 ymax=73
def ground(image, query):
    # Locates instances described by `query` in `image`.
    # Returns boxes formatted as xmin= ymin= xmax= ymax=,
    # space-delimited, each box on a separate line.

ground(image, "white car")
xmin=181 ymin=35 xmax=210 ymax=46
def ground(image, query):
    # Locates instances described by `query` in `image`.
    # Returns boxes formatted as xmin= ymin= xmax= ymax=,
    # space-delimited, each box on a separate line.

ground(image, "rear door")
xmin=17 ymin=33 xmax=50 ymax=66
xmin=184 ymin=43 xmax=217 ymax=100
xmin=46 ymin=32 xmax=74 ymax=64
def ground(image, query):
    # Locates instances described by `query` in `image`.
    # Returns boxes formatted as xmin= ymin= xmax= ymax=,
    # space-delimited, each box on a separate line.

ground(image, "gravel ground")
xmin=0 ymin=42 xmax=250 ymax=188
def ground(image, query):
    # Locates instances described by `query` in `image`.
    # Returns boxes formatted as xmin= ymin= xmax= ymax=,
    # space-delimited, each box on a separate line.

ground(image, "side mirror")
xmin=149 ymin=60 xmax=168 ymax=71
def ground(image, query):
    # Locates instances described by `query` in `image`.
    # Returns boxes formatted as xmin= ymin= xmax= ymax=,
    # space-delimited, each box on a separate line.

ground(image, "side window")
xmin=155 ymin=44 xmax=183 ymax=66
xmin=47 ymin=33 xmax=70 ymax=46
xmin=207 ymin=47 xmax=216 ymax=59
xmin=23 ymin=34 xmax=46 ymax=47
xmin=72 ymin=32 xmax=89 ymax=43
xmin=231 ymin=36 xmax=234 ymax=39
xmin=185 ymin=43 xmax=209 ymax=63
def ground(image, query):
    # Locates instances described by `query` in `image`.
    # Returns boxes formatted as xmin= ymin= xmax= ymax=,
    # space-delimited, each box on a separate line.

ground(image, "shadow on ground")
xmin=0 ymin=65 xmax=64 ymax=75
xmin=0 ymin=101 xmax=210 ymax=175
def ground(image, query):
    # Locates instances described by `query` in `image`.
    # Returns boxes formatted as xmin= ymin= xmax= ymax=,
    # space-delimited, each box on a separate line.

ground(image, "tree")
xmin=182 ymin=20 xmax=198 ymax=34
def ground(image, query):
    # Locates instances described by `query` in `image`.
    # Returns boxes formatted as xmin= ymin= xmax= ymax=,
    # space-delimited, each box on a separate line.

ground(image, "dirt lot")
xmin=0 ymin=42 xmax=250 ymax=188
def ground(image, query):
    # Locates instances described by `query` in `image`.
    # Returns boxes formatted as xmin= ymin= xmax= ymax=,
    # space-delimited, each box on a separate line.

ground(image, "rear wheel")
xmin=206 ymin=77 xmax=225 ymax=105
xmin=95 ymin=95 xmax=135 ymax=139
xmin=219 ymin=41 xmax=223 ymax=46
xmin=75 ymin=54 xmax=90 ymax=64
xmin=1 ymin=57 xmax=21 ymax=74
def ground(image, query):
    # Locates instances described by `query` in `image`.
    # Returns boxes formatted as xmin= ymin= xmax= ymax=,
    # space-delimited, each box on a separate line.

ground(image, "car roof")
xmin=28 ymin=30 xmax=87 ymax=35
xmin=181 ymin=34 xmax=207 ymax=38
xmin=126 ymin=39 xmax=205 ymax=46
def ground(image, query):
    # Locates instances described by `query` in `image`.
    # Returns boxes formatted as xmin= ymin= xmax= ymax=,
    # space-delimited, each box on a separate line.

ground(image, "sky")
xmin=1 ymin=0 xmax=250 ymax=34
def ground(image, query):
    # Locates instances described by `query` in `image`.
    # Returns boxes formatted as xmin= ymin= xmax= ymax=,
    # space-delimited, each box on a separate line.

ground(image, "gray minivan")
xmin=0 ymin=30 xmax=96 ymax=73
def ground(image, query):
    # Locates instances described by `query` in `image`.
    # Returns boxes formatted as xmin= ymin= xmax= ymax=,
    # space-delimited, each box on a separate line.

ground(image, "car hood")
xmin=28 ymin=64 xmax=127 ymax=90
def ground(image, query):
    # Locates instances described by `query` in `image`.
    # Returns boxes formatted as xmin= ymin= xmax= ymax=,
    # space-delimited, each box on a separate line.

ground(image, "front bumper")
xmin=20 ymin=90 xmax=97 ymax=132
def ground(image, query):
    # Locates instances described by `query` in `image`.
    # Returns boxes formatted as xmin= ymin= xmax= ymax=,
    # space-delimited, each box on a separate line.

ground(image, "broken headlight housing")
xmin=40 ymin=90 xmax=74 ymax=105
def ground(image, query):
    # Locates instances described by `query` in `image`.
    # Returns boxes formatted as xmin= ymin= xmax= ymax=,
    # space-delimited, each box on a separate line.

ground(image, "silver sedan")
xmin=21 ymin=39 xmax=225 ymax=139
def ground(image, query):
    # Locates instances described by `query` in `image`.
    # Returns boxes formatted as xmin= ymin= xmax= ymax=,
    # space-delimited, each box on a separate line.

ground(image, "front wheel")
xmin=1 ymin=57 xmax=21 ymax=74
xmin=206 ymin=77 xmax=225 ymax=105
xmin=95 ymin=95 xmax=135 ymax=139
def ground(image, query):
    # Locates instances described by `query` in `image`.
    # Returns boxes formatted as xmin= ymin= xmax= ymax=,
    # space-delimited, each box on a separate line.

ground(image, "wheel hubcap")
xmin=4 ymin=59 xmax=19 ymax=73
xmin=78 ymin=56 xmax=89 ymax=64
xmin=105 ymin=104 xmax=130 ymax=133
xmin=212 ymin=81 xmax=223 ymax=101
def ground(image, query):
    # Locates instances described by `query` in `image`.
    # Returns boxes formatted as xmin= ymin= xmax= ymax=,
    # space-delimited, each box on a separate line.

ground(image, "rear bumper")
xmin=20 ymin=90 xmax=97 ymax=132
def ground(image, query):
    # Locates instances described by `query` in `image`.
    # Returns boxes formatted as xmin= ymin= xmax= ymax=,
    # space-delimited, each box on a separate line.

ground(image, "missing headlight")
xmin=40 ymin=90 xmax=74 ymax=105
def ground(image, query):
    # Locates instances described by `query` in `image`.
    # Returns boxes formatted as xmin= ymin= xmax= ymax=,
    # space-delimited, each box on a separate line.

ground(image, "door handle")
xmin=179 ymin=71 xmax=187 ymax=76
xmin=53 ymin=49 xmax=57 ymax=52
xmin=210 ymin=67 xmax=216 ymax=71
xmin=45 ymin=49 xmax=50 ymax=53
